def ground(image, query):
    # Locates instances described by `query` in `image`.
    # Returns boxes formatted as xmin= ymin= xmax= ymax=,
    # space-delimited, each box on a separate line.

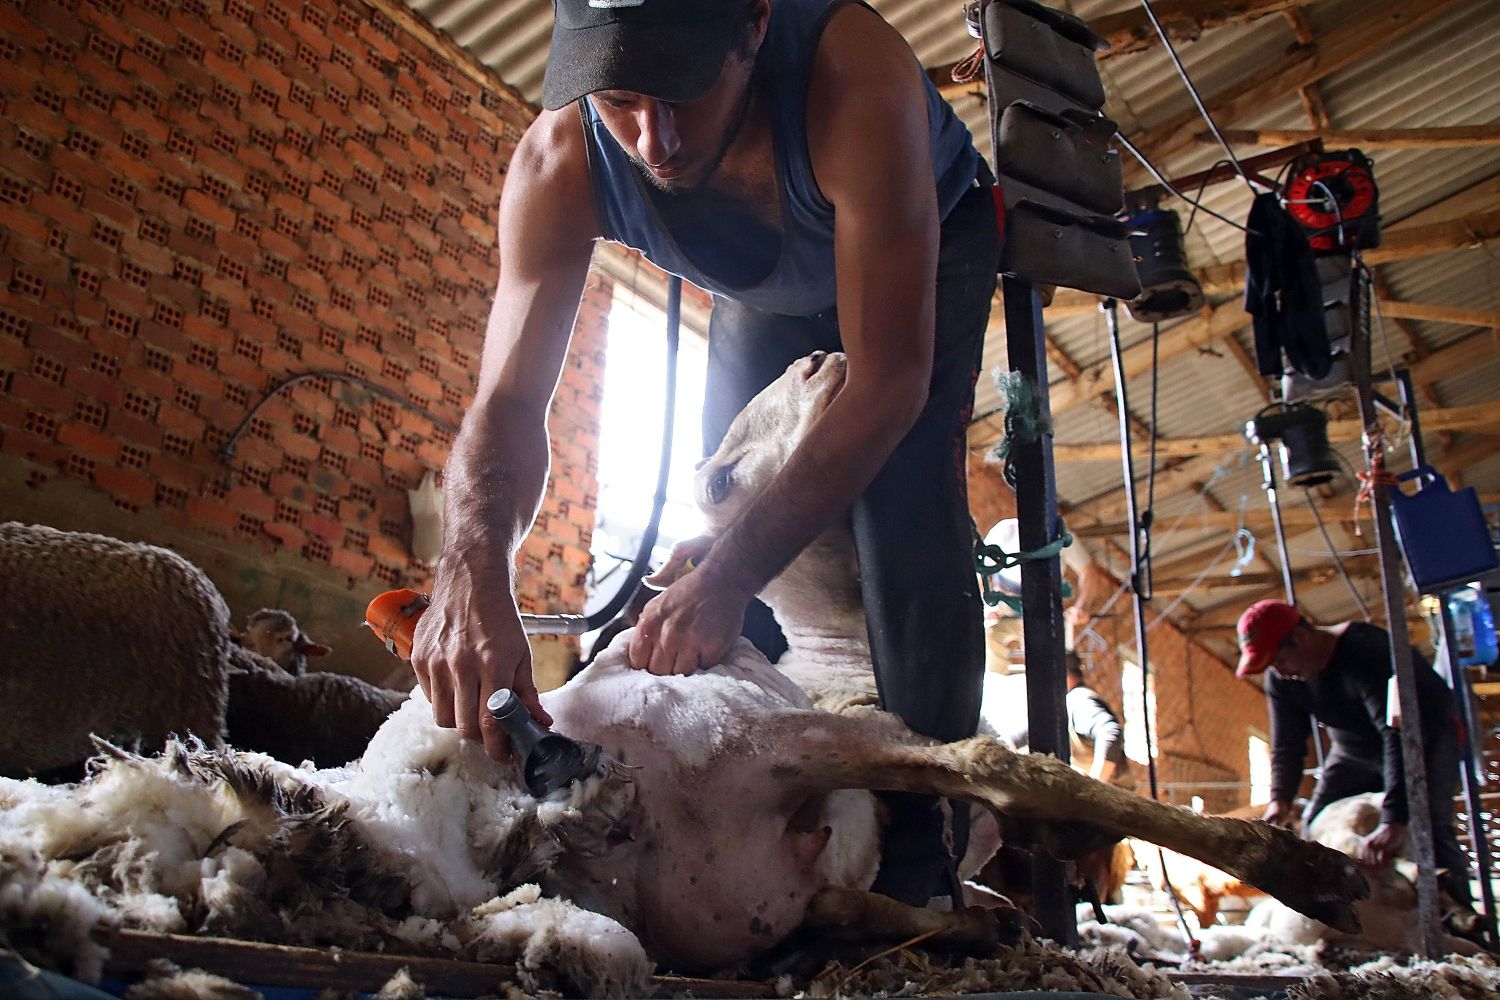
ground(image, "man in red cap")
xmin=1236 ymin=599 xmax=1473 ymax=912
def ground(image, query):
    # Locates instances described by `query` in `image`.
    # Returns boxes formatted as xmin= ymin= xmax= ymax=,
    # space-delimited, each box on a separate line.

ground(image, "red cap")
xmin=1235 ymin=600 xmax=1301 ymax=678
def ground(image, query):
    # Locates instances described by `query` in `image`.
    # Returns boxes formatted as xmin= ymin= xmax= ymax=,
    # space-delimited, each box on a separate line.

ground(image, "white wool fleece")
xmin=330 ymin=689 xmax=543 ymax=914
xmin=468 ymin=884 xmax=653 ymax=999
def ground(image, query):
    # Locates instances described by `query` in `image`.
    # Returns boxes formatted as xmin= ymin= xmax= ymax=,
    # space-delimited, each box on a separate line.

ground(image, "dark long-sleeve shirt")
xmin=1267 ymin=622 xmax=1457 ymax=824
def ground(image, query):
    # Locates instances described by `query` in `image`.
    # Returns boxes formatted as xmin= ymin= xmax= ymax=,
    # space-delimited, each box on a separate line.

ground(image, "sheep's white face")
xmin=694 ymin=352 xmax=847 ymax=533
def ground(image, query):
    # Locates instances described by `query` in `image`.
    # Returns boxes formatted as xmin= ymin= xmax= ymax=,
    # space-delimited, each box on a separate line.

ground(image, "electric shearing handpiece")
xmin=364 ymin=588 xmax=616 ymax=797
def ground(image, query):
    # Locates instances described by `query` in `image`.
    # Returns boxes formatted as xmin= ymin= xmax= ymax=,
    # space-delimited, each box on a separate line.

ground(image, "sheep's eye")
xmin=707 ymin=466 xmax=735 ymax=505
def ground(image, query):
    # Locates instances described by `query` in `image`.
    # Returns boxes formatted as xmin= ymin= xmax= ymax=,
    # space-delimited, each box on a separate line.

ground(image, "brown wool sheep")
xmin=0 ymin=522 xmax=405 ymax=776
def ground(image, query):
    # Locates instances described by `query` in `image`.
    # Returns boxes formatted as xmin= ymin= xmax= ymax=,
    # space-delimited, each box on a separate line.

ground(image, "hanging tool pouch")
xmin=980 ymin=0 xmax=1140 ymax=299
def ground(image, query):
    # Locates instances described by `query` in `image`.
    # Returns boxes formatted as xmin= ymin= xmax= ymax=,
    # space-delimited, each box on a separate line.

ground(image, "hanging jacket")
xmin=1243 ymin=193 xmax=1333 ymax=379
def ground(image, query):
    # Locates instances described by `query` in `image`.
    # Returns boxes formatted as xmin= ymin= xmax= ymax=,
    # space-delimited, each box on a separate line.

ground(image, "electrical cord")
xmin=1139 ymin=322 xmax=1161 ymax=600
xmin=1115 ymin=132 xmax=1256 ymax=234
xmin=1182 ymin=159 xmax=1231 ymax=234
xmin=218 ymin=370 xmax=460 ymax=467
xmin=1138 ymin=0 xmax=1256 ymax=197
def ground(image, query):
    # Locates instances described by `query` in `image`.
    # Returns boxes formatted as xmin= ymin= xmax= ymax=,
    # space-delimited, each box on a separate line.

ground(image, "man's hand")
xmin=628 ymin=560 xmax=750 ymax=676
xmin=1261 ymin=799 xmax=1296 ymax=827
xmin=1359 ymin=822 xmax=1408 ymax=867
xmin=411 ymin=556 xmax=551 ymax=761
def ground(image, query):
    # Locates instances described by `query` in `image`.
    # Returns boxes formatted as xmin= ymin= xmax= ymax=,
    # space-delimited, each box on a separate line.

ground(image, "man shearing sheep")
xmin=412 ymin=0 xmax=999 ymax=906
xmin=1236 ymin=599 xmax=1475 ymax=917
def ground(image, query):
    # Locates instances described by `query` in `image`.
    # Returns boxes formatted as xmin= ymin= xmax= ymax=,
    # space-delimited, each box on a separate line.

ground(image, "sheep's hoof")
xmin=1251 ymin=827 xmax=1369 ymax=934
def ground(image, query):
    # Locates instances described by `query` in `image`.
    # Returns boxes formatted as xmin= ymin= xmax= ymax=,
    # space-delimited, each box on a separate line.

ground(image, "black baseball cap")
xmin=541 ymin=0 xmax=745 ymax=110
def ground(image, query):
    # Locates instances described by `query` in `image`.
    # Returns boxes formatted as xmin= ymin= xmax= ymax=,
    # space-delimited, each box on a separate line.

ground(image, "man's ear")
xmin=747 ymin=0 xmax=772 ymax=54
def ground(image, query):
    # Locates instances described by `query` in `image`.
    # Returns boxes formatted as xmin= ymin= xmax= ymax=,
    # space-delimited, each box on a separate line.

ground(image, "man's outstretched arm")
xmin=413 ymin=108 xmax=600 ymax=759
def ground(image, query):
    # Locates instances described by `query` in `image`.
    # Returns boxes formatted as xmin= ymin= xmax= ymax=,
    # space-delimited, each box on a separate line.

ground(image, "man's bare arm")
xmin=413 ymin=108 xmax=600 ymax=757
xmin=703 ymin=8 xmax=937 ymax=589
xmin=635 ymin=6 xmax=943 ymax=668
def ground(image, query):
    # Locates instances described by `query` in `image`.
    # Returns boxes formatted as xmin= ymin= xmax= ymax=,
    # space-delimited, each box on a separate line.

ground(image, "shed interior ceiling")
xmin=402 ymin=0 xmax=1500 ymax=660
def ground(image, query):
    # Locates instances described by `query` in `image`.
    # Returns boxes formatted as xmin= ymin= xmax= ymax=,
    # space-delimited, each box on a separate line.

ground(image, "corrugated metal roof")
xmin=400 ymin=0 xmax=1500 ymax=633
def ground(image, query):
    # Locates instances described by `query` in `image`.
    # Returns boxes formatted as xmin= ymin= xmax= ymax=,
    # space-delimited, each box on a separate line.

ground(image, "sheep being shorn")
xmin=0 ymin=360 xmax=1370 ymax=993
xmin=1 ymin=648 xmax=1369 ymax=995
xmin=0 ymin=706 xmax=651 ymax=997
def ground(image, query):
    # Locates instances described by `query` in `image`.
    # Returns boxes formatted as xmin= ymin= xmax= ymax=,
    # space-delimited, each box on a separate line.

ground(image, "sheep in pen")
xmin=0 ymin=354 xmax=1373 ymax=998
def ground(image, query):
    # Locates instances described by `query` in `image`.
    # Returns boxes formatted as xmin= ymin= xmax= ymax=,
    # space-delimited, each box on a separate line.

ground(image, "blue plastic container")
xmin=1389 ymin=466 xmax=1499 ymax=594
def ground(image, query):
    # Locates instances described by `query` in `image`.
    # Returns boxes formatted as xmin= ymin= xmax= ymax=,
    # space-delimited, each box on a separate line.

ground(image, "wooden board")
xmin=101 ymin=930 xmax=776 ymax=998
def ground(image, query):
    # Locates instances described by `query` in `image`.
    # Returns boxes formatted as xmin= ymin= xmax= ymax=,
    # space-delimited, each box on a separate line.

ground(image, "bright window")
xmin=1249 ymin=731 xmax=1271 ymax=806
xmin=585 ymin=294 xmax=708 ymax=615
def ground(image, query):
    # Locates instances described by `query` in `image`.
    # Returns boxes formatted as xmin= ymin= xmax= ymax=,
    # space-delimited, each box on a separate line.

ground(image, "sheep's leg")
xmin=763 ymin=713 xmax=1369 ymax=933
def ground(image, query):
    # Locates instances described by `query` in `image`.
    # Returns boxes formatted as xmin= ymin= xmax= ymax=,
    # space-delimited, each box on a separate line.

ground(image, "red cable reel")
xmin=1282 ymin=150 xmax=1381 ymax=254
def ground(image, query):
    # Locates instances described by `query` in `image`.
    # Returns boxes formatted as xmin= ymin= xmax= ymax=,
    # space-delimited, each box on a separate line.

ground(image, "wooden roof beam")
xmin=1153 ymin=560 xmax=1378 ymax=598
xmin=1212 ymin=125 xmax=1500 ymax=150
xmin=1379 ymin=301 xmax=1500 ymax=331
xmin=929 ymin=0 xmax=1322 ymax=95
xmin=1281 ymin=8 xmax=1330 ymax=129
xmin=1054 ymin=400 xmax=1500 ymax=462
xmin=1125 ymin=0 xmax=1462 ymax=178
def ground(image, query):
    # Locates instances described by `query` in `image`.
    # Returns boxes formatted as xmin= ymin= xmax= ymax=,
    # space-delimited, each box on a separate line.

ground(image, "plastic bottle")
xmin=1446 ymin=587 xmax=1498 ymax=668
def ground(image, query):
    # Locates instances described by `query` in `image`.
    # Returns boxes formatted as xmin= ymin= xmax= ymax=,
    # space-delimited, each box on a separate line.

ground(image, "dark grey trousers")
xmin=1305 ymin=736 xmax=1473 ymax=905
xmin=702 ymin=175 xmax=999 ymax=903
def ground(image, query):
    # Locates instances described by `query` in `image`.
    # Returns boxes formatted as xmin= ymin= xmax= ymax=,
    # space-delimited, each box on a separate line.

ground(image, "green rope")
xmin=972 ymin=519 xmax=1074 ymax=611
xmin=988 ymin=371 xmax=1052 ymax=488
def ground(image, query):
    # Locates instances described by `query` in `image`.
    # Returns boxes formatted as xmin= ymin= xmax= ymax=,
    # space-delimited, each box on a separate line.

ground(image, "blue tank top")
xmin=580 ymin=0 xmax=980 ymax=316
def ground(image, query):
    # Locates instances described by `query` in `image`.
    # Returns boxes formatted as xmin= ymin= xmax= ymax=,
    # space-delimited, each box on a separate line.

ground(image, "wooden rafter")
xmin=1378 ymin=301 xmax=1500 ymax=330
xmin=929 ymin=0 xmax=1320 ymax=96
xmin=1124 ymin=0 xmax=1462 ymax=179
xmin=1053 ymin=400 xmax=1500 ymax=463
xmin=1076 ymin=505 xmax=1344 ymax=540
xmin=1153 ymin=561 xmax=1377 ymax=597
xmin=1282 ymin=8 xmax=1330 ymax=129
xmin=1437 ymin=436 xmax=1500 ymax=490
xmin=1213 ymin=125 xmax=1500 ymax=150
xmin=1362 ymin=210 xmax=1500 ymax=265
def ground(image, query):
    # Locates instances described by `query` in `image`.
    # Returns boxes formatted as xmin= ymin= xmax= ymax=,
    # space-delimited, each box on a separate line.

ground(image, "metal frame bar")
xmin=1347 ymin=265 xmax=1444 ymax=957
xmin=1003 ymin=275 xmax=1075 ymax=945
xmin=1395 ymin=369 xmax=1499 ymax=949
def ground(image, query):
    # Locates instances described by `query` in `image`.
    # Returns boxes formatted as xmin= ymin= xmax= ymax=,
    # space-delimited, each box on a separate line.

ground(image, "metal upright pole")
xmin=1003 ymin=275 xmax=1073 ymax=946
xmin=1397 ymin=369 xmax=1498 ymax=948
xmin=1348 ymin=268 xmax=1443 ymax=957
xmin=1256 ymin=446 xmax=1298 ymax=605
xmin=1102 ymin=300 xmax=1159 ymax=800
xmin=1254 ymin=432 xmax=1327 ymax=774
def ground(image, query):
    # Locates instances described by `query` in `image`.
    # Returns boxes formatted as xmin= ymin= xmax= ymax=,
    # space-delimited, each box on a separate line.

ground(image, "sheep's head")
xmin=694 ymin=352 xmax=847 ymax=533
xmin=691 ymin=352 xmax=862 ymax=629
xmin=241 ymin=609 xmax=330 ymax=675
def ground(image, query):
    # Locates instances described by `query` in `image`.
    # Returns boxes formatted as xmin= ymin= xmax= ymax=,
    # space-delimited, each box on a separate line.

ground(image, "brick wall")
xmin=0 ymin=0 xmax=606 ymax=682
xmin=969 ymin=459 xmax=1269 ymax=813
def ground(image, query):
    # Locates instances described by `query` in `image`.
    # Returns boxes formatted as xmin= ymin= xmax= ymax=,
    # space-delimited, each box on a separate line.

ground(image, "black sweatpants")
xmin=702 ymin=174 xmax=999 ymax=903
